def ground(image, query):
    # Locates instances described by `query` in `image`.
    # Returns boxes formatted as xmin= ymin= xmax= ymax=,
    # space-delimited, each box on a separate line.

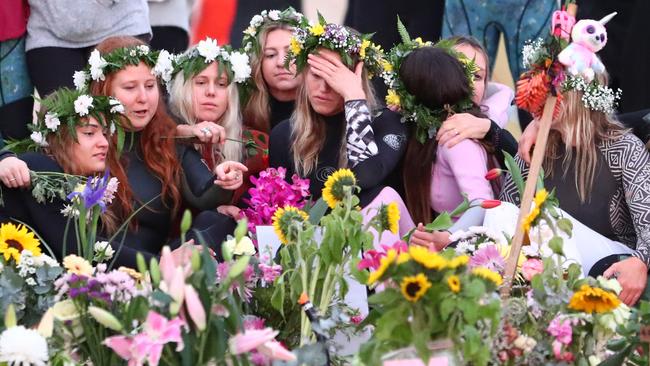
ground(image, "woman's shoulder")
xmin=599 ymin=132 xmax=649 ymax=161
xmin=19 ymin=152 xmax=62 ymax=172
xmin=269 ymin=119 xmax=292 ymax=142
xmin=438 ymin=138 xmax=487 ymax=159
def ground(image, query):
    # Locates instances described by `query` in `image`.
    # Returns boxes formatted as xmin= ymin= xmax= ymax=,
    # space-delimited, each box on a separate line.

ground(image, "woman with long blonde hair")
xmin=268 ymin=18 xmax=406 ymax=206
xmin=501 ymin=70 xmax=650 ymax=306
xmin=241 ymin=8 xmax=305 ymax=133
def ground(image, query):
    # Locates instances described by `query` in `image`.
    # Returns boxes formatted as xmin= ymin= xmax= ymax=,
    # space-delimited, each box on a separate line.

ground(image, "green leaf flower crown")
xmin=285 ymin=13 xmax=385 ymax=77
xmin=169 ymin=37 xmax=252 ymax=88
xmin=241 ymin=7 xmax=305 ymax=55
xmin=27 ymin=88 xmax=126 ymax=150
xmin=73 ymin=45 xmax=169 ymax=91
xmin=383 ymin=18 xmax=479 ymax=143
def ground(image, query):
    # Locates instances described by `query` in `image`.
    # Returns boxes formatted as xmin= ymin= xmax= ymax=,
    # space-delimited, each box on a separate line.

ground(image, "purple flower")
xmin=259 ymin=262 xmax=282 ymax=283
xmin=469 ymin=245 xmax=505 ymax=272
xmin=68 ymin=170 xmax=111 ymax=212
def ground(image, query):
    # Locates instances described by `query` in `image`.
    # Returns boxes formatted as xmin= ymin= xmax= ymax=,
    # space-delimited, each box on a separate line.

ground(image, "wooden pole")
xmin=500 ymin=1 xmax=577 ymax=298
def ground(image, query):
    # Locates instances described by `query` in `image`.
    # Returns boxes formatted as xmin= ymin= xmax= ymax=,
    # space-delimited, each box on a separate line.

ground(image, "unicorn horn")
xmin=599 ymin=12 xmax=617 ymax=25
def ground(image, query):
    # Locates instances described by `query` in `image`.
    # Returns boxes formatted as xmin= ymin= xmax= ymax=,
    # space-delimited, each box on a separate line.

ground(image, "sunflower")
xmin=447 ymin=275 xmax=461 ymax=293
xmin=272 ymin=206 xmax=309 ymax=244
xmin=522 ymin=206 xmax=540 ymax=233
xmin=400 ymin=273 xmax=431 ymax=302
xmin=0 ymin=223 xmax=41 ymax=263
xmin=378 ymin=202 xmax=400 ymax=234
xmin=63 ymin=255 xmax=93 ymax=276
xmin=534 ymin=188 xmax=549 ymax=208
xmin=448 ymin=254 xmax=469 ymax=269
xmin=471 ymin=266 xmax=503 ymax=286
xmin=408 ymin=245 xmax=448 ymax=270
xmin=367 ymin=249 xmax=397 ymax=285
xmin=568 ymin=284 xmax=621 ymax=314
xmin=396 ymin=252 xmax=411 ymax=265
xmin=322 ymin=169 xmax=357 ymax=209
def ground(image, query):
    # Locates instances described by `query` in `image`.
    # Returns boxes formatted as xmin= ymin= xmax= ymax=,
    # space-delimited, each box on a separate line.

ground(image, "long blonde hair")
xmin=242 ymin=23 xmax=294 ymax=133
xmin=169 ymin=69 xmax=243 ymax=164
xmin=290 ymin=62 xmax=378 ymax=176
xmin=544 ymin=73 xmax=628 ymax=202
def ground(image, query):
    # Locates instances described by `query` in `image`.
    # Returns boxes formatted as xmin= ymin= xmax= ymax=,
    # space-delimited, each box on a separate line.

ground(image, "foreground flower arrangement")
xmin=2 ymin=166 xmax=650 ymax=366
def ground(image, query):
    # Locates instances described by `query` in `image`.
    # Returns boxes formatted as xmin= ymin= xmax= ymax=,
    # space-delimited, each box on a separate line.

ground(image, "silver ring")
xmin=200 ymin=127 xmax=211 ymax=135
xmin=9 ymin=178 xmax=16 ymax=182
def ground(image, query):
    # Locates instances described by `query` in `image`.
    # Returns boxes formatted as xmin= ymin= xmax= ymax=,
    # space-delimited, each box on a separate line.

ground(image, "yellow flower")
xmin=400 ymin=273 xmax=431 ymax=302
xmin=289 ymin=37 xmax=302 ymax=56
xmin=522 ymin=206 xmax=540 ymax=233
xmin=367 ymin=249 xmax=397 ymax=285
xmin=381 ymin=60 xmax=393 ymax=73
xmin=409 ymin=246 xmax=448 ymax=270
xmin=118 ymin=266 xmax=143 ymax=281
xmin=534 ymin=188 xmax=549 ymax=208
xmin=568 ymin=284 xmax=621 ymax=314
xmin=448 ymin=254 xmax=469 ymax=269
xmin=378 ymin=202 xmax=400 ymax=234
xmin=414 ymin=37 xmax=425 ymax=47
xmin=359 ymin=39 xmax=371 ymax=58
xmin=385 ymin=89 xmax=401 ymax=108
xmin=497 ymin=244 xmax=525 ymax=268
xmin=322 ymin=169 xmax=357 ymax=209
xmin=0 ymin=222 xmax=41 ymax=263
xmin=472 ymin=267 xmax=503 ymax=286
xmin=447 ymin=275 xmax=461 ymax=293
xmin=396 ymin=252 xmax=410 ymax=265
xmin=309 ymin=23 xmax=325 ymax=36
xmin=63 ymin=255 xmax=93 ymax=276
xmin=272 ymin=206 xmax=309 ymax=244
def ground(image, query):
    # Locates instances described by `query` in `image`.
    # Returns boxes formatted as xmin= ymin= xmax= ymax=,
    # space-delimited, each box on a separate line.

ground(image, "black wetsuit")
xmin=269 ymin=100 xmax=407 ymax=206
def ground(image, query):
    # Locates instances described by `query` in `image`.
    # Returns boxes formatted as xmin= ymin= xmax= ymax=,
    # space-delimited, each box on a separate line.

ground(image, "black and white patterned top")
xmin=500 ymin=133 xmax=650 ymax=266
xmin=345 ymin=100 xmax=379 ymax=167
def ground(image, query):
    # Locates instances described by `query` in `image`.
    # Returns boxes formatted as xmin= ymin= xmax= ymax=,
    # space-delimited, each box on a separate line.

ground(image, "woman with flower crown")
xmin=168 ymin=37 xmax=265 ymax=217
xmin=0 ymin=88 xmax=155 ymax=266
xmin=241 ymin=8 xmax=306 ymax=133
xmin=496 ymin=11 xmax=650 ymax=305
xmin=381 ymin=37 xmax=500 ymax=250
xmin=268 ymin=16 xmax=407 ymax=207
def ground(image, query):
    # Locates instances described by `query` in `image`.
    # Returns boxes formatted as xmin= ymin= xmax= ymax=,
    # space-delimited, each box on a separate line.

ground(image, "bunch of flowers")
xmin=0 ymin=223 xmax=62 ymax=328
xmin=383 ymin=18 xmax=479 ymax=143
xmin=25 ymin=87 xmax=125 ymax=150
xmin=73 ymin=45 xmax=171 ymax=91
xmin=286 ymin=13 xmax=385 ymax=77
xmin=241 ymin=7 xmax=305 ymax=53
xmin=241 ymin=167 xmax=310 ymax=237
xmin=170 ymin=37 xmax=252 ymax=87
xmin=562 ymin=74 xmax=622 ymax=114
xmin=358 ymin=245 xmax=502 ymax=365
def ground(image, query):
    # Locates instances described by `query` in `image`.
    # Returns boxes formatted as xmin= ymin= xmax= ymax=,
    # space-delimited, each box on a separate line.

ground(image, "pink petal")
xmin=168 ymin=267 xmax=186 ymax=303
xmin=147 ymin=343 xmax=164 ymax=366
xmin=184 ymin=285 xmax=206 ymax=331
xmin=258 ymin=340 xmax=297 ymax=361
xmin=229 ymin=328 xmax=278 ymax=354
xmin=104 ymin=335 xmax=134 ymax=360
xmin=159 ymin=247 xmax=176 ymax=285
xmin=145 ymin=311 xmax=168 ymax=335
xmin=161 ymin=317 xmax=185 ymax=347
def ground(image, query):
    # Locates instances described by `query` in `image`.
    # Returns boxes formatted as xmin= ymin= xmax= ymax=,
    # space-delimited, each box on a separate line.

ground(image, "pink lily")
xmin=132 ymin=311 xmax=185 ymax=366
xmin=229 ymin=328 xmax=278 ymax=354
xmin=257 ymin=340 xmax=297 ymax=361
xmin=104 ymin=335 xmax=142 ymax=365
xmin=184 ymin=284 xmax=206 ymax=331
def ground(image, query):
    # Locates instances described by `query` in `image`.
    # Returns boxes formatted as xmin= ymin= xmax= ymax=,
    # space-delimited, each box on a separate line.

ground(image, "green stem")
xmin=309 ymin=258 xmax=321 ymax=303
xmin=87 ymin=208 xmax=100 ymax=260
xmin=318 ymin=266 xmax=335 ymax=313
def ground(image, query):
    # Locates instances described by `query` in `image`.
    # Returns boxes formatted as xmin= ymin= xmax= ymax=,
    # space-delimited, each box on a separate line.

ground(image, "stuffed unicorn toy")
xmin=558 ymin=12 xmax=616 ymax=82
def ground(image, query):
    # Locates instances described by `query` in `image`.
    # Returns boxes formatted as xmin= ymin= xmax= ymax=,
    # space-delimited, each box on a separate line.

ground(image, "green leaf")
xmin=271 ymin=276 xmax=286 ymax=315
xmin=396 ymin=16 xmax=412 ymax=45
xmin=557 ymin=218 xmax=573 ymax=237
xmin=597 ymin=346 xmax=632 ymax=366
xmin=425 ymin=212 xmax=453 ymax=231
xmin=440 ymin=297 xmax=455 ymax=321
xmin=548 ymin=236 xmax=564 ymax=255
xmin=503 ymin=151 xmax=525 ymax=198
xmin=227 ymin=255 xmax=250 ymax=280
xmin=308 ymin=198 xmax=328 ymax=225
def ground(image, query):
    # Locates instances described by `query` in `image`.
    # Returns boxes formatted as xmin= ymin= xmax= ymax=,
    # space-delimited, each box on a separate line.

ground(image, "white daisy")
xmin=250 ymin=14 xmax=264 ymax=27
xmin=88 ymin=49 xmax=108 ymax=81
xmin=30 ymin=131 xmax=48 ymax=147
xmin=44 ymin=113 xmax=61 ymax=131
xmin=229 ymin=52 xmax=251 ymax=83
xmin=153 ymin=50 xmax=174 ymax=83
xmin=268 ymin=10 xmax=281 ymax=21
xmin=109 ymin=98 xmax=125 ymax=114
xmin=74 ymin=95 xmax=94 ymax=116
xmin=197 ymin=37 xmax=220 ymax=63
xmin=0 ymin=326 xmax=49 ymax=366
xmin=72 ymin=70 xmax=88 ymax=91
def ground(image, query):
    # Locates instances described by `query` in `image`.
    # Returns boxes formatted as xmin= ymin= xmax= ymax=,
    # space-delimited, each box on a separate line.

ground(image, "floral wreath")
xmin=28 ymin=88 xmax=125 ymax=148
xmin=383 ymin=19 xmax=479 ymax=143
xmin=169 ymin=37 xmax=252 ymax=88
xmin=241 ymin=7 xmax=305 ymax=54
xmin=285 ymin=13 xmax=385 ymax=77
xmin=73 ymin=45 xmax=172 ymax=91
xmin=516 ymin=5 xmax=621 ymax=118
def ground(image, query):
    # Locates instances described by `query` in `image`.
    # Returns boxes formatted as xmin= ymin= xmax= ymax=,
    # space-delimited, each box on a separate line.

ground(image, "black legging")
xmin=26 ymin=46 xmax=93 ymax=98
